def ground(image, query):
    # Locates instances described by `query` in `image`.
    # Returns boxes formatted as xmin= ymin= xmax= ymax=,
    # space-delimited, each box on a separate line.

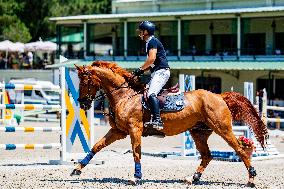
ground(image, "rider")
xmin=133 ymin=21 xmax=170 ymax=130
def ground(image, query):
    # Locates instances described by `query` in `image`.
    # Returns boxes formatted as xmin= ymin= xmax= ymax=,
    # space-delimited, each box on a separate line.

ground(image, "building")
xmin=49 ymin=0 xmax=284 ymax=103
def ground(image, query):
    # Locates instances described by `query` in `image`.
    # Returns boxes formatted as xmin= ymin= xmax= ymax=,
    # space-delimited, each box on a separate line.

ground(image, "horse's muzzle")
xmin=77 ymin=97 xmax=92 ymax=111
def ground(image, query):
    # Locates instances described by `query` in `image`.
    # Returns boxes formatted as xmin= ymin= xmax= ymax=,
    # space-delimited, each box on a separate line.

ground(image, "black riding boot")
xmin=145 ymin=94 xmax=164 ymax=130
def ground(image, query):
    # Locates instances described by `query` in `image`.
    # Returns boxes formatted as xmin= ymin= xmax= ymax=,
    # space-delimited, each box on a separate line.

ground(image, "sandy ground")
xmin=0 ymin=122 xmax=284 ymax=189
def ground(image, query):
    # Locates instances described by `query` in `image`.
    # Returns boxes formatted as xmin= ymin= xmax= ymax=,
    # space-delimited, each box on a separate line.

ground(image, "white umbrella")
xmin=24 ymin=42 xmax=38 ymax=52
xmin=0 ymin=40 xmax=26 ymax=68
xmin=25 ymin=41 xmax=57 ymax=52
xmin=0 ymin=40 xmax=14 ymax=51
xmin=40 ymin=41 xmax=57 ymax=52
xmin=11 ymin=42 xmax=25 ymax=52
xmin=0 ymin=40 xmax=25 ymax=52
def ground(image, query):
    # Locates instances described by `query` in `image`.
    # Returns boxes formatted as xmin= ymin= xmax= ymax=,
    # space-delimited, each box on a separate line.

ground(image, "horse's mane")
xmin=91 ymin=61 xmax=144 ymax=92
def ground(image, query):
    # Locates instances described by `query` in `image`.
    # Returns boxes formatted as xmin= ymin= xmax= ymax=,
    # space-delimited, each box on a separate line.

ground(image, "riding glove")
xmin=132 ymin=68 xmax=144 ymax=76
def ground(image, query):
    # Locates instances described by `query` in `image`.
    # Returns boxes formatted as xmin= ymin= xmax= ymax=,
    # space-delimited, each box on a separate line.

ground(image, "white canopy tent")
xmin=0 ymin=40 xmax=25 ymax=52
xmin=0 ymin=40 xmax=25 ymax=68
xmin=25 ymin=41 xmax=57 ymax=52
xmin=0 ymin=40 xmax=57 ymax=68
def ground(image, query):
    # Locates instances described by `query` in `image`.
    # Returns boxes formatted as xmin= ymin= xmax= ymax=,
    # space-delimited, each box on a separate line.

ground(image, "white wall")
xmin=0 ymin=70 xmax=55 ymax=83
xmin=112 ymin=0 xmax=275 ymax=14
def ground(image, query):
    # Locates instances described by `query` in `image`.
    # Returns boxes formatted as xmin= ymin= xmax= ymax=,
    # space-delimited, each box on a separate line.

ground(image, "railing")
xmin=55 ymin=47 xmax=284 ymax=62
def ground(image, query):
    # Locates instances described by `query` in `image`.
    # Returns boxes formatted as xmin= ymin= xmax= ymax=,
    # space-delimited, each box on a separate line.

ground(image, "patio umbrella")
xmin=0 ymin=40 xmax=25 ymax=68
xmin=11 ymin=42 xmax=25 ymax=52
xmin=24 ymin=41 xmax=38 ymax=52
xmin=25 ymin=41 xmax=57 ymax=52
xmin=0 ymin=40 xmax=25 ymax=52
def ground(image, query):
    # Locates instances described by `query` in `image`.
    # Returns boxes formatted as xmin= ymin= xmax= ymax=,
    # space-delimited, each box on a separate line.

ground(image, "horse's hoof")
xmin=128 ymin=177 xmax=141 ymax=185
xmin=192 ymin=172 xmax=202 ymax=182
xmin=246 ymin=182 xmax=255 ymax=188
xmin=70 ymin=169 xmax=81 ymax=176
xmin=184 ymin=176 xmax=192 ymax=185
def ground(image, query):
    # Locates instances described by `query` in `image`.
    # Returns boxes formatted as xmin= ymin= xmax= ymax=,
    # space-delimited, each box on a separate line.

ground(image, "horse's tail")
xmin=221 ymin=91 xmax=268 ymax=148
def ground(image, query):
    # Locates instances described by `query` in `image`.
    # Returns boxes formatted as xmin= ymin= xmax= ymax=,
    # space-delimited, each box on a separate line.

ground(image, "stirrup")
xmin=144 ymin=121 xmax=164 ymax=130
xmin=152 ymin=123 xmax=164 ymax=131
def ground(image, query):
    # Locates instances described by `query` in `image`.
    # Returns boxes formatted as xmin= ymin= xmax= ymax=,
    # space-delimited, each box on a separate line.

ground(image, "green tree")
xmin=16 ymin=0 xmax=56 ymax=41
xmin=0 ymin=0 xmax=31 ymax=42
xmin=0 ymin=0 xmax=112 ymax=42
xmin=48 ymin=0 xmax=111 ymax=38
xmin=3 ymin=20 xmax=32 ymax=42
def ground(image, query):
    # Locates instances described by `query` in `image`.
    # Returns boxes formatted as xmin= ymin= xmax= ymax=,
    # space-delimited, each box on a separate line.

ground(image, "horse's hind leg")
xmin=70 ymin=128 xmax=127 ymax=176
xmin=185 ymin=124 xmax=213 ymax=184
xmin=218 ymin=130 xmax=256 ymax=187
xmin=206 ymin=114 xmax=256 ymax=187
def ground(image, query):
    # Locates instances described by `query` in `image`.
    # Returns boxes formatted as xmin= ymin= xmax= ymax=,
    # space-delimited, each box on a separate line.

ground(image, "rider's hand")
xmin=132 ymin=68 xmax=144 ymax=76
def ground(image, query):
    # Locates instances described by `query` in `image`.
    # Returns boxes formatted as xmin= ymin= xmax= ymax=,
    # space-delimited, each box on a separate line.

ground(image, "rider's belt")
xmin=158 ymin=67 xmax=170 ymax=71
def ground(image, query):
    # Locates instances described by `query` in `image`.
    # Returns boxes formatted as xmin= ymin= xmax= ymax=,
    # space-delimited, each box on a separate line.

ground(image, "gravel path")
xmin=0 ymin=122 xmax=284 ymax=189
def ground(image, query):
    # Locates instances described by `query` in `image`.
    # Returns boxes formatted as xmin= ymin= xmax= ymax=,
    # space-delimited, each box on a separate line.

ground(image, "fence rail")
xmin=0 ymin=83 xmax=61 ymax=92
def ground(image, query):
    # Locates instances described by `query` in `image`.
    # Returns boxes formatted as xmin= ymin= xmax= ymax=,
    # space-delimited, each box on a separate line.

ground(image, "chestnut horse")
xmin=71 ymin=61 xmax=268 ymax=187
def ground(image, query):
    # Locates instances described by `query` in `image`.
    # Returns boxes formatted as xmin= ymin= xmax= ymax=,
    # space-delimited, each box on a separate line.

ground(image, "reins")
xmin=80 ymin=66 xmax=146 ymax=117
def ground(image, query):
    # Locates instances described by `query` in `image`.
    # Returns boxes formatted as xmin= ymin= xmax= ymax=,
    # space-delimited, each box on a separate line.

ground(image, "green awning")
xmin=50 ymin=32 xmax=83 ymax=43
xmin=46 ymin=60 xmax=284 ymax=71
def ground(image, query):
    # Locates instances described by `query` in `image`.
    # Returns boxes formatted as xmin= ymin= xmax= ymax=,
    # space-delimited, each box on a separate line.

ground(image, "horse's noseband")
xmin=77 ymin=94 xmax=94 ymax=103
xmin=77 ymin=68 xmax=98 ymax=109
xmin=77 ymin=93 xmax=95 ymax=110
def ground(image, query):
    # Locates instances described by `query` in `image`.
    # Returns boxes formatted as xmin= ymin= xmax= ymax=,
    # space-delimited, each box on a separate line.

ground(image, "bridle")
xmin=77 ymin=66 xmax=138 ymax=109
xmin=77 ymin=67 xmax=97 ymax=106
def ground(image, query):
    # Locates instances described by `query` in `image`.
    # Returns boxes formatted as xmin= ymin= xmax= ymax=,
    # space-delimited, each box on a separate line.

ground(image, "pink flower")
xmin=238 ymin=136 xmax=255 ymax=149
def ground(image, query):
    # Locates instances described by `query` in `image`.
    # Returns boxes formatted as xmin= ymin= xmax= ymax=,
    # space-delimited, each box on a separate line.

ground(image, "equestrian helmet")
xmin=138 ymin=21 xmax=155 ymax=35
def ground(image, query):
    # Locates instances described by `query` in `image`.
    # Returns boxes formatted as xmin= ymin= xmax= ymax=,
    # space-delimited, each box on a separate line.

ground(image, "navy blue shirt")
xmin=146 ymin=37 xmax=169 ymax=73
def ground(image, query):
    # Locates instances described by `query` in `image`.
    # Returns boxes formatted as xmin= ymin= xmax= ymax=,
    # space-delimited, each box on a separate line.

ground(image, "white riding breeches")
xmin=147 ymin=68 xmax=170 ymax=97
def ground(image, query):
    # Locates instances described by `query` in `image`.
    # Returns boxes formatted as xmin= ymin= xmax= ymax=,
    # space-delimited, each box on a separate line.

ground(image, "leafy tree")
xmin=0 ymin=0 xmax=30 ymax=42
xmin=16 ymin=0 xmax=56 ymax=41
xmin=3 ymin=20 xmax=32 ymax=42
xmin=0 ymin=0 xmax=112 ymax=42
xmin=48 ymin=0 xmax=111 ymax=38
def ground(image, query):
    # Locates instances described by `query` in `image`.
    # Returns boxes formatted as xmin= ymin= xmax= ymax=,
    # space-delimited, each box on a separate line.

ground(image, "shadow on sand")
xmin=41 ymin=177 xmax=247 ymax=187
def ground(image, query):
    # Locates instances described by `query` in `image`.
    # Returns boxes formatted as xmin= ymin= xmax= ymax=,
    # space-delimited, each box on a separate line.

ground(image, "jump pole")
xmin=179 ymin=74 xmax=198 ymax=157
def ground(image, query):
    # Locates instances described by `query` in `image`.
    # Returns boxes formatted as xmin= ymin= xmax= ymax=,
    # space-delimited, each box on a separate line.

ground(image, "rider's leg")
xmin=145 ymin=69 xmax=170 ymax=130
xmin=147 ymin=93 xmax=163 ymax=129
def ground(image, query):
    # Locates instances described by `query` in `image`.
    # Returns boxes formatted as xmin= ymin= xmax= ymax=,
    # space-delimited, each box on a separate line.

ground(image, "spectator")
xmin=9 ymin=53 xmax=19 ymax=69
xmin=22 ymin=53 xmax=31 ymax=69
xmin=43 ymin=53 xmax=48 ymax=66
xmin=192 ymin=45 xmax=196 ymax=56
xmin=275 ymin=49 xmax=281 ymax=55
xmin=64 ymin=44 xmax=74 ymax=58
xmin=27 ymin=51 xmax=33 ymax=68
xmin=0 ymin=53 xmax=6 ymax=69
xmin=78 ymin=47 xmax=84 ymax=59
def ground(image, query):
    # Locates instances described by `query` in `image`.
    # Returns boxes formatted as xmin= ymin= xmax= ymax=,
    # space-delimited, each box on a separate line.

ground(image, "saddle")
xmin=142 ymin=83 xmax=185 ymax=112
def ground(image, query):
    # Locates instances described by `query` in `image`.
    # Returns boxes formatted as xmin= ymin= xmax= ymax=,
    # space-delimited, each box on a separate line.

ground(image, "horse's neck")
xmin=99 ymin=73 xmax=132 ymax=107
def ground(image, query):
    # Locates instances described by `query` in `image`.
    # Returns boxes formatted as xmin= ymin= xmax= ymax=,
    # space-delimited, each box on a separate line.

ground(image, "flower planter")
xmin=244 ymin=147 xmax=254 ymax=159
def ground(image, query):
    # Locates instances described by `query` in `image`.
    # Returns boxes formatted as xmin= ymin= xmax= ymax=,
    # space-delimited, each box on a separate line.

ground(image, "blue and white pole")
xmin=179 ymin=74 xmax=197 ymax=157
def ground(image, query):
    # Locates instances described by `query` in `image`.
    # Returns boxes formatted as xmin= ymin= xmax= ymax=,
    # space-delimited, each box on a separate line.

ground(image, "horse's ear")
xmin=74 ymin=64 xmax=82 ymax=72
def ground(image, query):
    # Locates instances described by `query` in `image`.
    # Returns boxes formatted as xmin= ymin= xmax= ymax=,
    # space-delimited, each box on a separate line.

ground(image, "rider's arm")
xmin=141 ymin=48 xmax=157 ymax=71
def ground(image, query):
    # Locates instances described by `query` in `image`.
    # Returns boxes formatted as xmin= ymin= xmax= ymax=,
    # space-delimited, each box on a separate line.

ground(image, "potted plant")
xmin=238 ymin=136 xmax=256 ymax=158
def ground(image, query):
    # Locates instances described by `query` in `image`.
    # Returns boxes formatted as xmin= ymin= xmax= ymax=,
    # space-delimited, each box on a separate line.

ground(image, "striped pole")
xmin=0 ymin=126 xmax=61 ymax=132
xmin=1 ymin=84 xmax=5 ymax=122
xmin=23 ymin=117 xmax=60 ymax=122
xmin=0 ymin=143 xmax=61 ymax=150
xmin=0 ymin=83 xmax=61 ymax=92
xmin=0 ymin=104 xmax=61 ymax=110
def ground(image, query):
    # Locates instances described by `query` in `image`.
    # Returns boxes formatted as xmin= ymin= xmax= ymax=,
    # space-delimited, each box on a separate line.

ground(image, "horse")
xmin=71 ymin=61 xmax=268 ymax=187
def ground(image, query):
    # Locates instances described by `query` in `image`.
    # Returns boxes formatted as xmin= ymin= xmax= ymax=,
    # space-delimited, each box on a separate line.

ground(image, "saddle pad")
xmin=142 ymin=93 xmax=185 ymax=112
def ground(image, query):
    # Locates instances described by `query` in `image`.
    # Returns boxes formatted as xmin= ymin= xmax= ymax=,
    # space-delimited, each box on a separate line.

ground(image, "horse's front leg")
xmin=128 ymin=126 xmax=143 ymax=185
xmin=70 ymin=128 xmax=127 ymax=176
